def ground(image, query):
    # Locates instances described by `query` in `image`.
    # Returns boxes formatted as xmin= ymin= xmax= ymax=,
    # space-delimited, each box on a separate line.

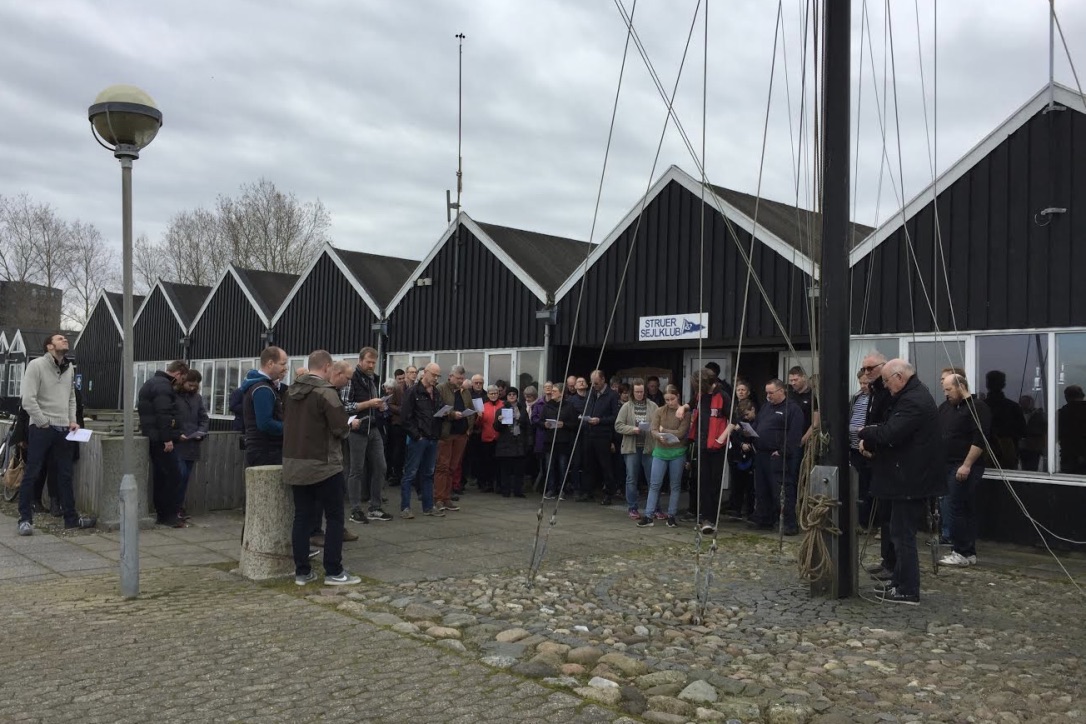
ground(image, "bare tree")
xmin=64 ymin=221 xmax=117 ymax=328
xmin=32 ymin=202 xmax=73 ymax=289
xmin=0 ymin=193 xmax=44 ymax=282
xmin=133 ymin=232 xmax=164 ymax=295
xmin=216 ymin=178 xmax=329 ymax=273
xmin=160 ymin=207 xmax=229 ymax=285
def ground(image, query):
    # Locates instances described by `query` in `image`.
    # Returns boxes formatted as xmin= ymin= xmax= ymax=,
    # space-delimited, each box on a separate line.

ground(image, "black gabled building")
xmin=73 ymin=291 xmax=144 ymax=410
xmin=272 ymin=245 xmax=416 ymax=361
xmin=134 ymin=281 xmax=212 ymax=363
xmin=848 ymin=82 xmax=1086 ymax=548
xmin=550 ymin=165 xmax=865 ymax=396
xmin=383 ymin=213 xmax=591 ymax=389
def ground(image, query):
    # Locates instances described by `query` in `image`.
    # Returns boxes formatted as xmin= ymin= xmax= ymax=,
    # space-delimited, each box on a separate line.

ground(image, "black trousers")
xmin=582 ymin=436 xmax=616 ymax=496
xmin=872 ymin=497 xmax=896 ymax=569
xmin=149 ymin=441 xmax=181 ymax=522
xmin=697 ymin=447 xmax=727 ymax=522
xmin=292 ymin=473 xmax=345 ymax=578
xmin=496 ymin=456 xmax=525 ymax=496
xmin=889 ymin=498 xmax=927 ymax=597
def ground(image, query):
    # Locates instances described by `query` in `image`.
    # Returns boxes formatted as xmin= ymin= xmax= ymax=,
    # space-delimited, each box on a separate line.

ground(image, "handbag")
xmin=4 ymin=448 xmax=24 ymax=490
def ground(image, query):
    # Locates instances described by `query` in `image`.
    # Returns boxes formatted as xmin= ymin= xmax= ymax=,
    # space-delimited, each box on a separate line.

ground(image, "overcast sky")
xmin=1 ymin=0 xmax=1083 ymax=264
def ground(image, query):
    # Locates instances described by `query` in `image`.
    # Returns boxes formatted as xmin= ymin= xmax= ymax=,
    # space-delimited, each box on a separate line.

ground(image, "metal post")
xmin=818 ymin=0 xmax=853 ymax=598
xmin=1048 ymin=0 xmax=1056 ymax=109
xmin=119 ymin=157 xmax=139 ymax=599
xmin=542 ymin=318 xmax=551 ymax=383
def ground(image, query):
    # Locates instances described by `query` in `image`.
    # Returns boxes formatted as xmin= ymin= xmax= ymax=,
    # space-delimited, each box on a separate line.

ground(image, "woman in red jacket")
xmin=688 ymin=371 xmax=731 ymax=535
xmin=475 ymin=385 xmax=503 ymax=492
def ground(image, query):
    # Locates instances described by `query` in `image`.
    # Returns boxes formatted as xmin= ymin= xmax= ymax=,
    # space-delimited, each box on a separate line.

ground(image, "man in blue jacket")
xmin=240 ymin=346 xmax=289 ymax=467
xmin=749 ymin=378 xmax=805 ymax=535
xmin=859 ymin=359 xmax=946 ymax=605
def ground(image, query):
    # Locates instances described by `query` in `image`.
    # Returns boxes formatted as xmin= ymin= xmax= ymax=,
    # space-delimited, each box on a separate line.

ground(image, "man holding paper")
xmin=435 ymin=365 xmax=472 ymax=512
xmin=16 ymin=332 xmax=96 ymax=535
xmin=400 ymin=363 xmax=445 ymax=518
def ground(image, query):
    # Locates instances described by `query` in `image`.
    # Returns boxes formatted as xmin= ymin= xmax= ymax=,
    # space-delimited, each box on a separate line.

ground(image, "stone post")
xmin=238 ymin=465 xmax=294 ymax=580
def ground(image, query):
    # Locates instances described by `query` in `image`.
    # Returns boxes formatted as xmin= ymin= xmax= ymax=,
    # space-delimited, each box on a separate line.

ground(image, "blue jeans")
xmin=18 ymin=426 xmax=76 ymax=526
xmin=401 ymin=436 xmax=438 ymax=512
xmin=545 ymin=447 xmax=570 ymax=497
xmin=176 ymin=458 xmax=196 ymax=510
xmin=624 ymin=449 xmax=652 ymax=511
xmin=646 ymin=455 xmax=686 ymax=517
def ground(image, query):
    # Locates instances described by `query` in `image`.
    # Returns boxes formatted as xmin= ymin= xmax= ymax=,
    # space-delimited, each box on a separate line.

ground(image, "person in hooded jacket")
xmin=137 ymin=359 xmax=188 ymax=527
xmin=174 ymin=369 xmax=209 ymax=522
xmin=283 ymin=350 xmax=360 ymax=587
xmin=240 ymin=347 xmax=289 ymax=467
xmin=688 ymin=370 xmax=731 ymax=535
xmin=493 ymin=387 xmax=530 ymax=497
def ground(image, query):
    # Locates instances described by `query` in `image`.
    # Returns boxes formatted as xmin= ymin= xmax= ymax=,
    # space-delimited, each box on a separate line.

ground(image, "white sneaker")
xmin=325 ymin=571 xmax=362 ymax=586
xmin=940 ymin=551 xmax=974 ymax=566
xmin=17 ymin=521 xmax=33 ymax=536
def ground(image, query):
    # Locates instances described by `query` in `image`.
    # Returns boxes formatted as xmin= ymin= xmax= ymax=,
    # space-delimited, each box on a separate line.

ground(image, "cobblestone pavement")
xmin=3 ymin=493 xmax=1085 ymax=723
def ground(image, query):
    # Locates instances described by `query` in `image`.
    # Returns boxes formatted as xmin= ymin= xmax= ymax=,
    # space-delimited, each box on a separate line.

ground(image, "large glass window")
xmin=198 ymin=361 xmax=213 ymax=411
xmin=387 ymin=354 xmax=409 ymax=378
xmin=1056 ymin=333 xmax=1086 ymax=475
xmin=487 ymin=353 xmax=512 ymax=386
xmin=411 ymin=354 xmax=432 ymax=369
xmin=7 ymin=363 xmax=23 ymax=397
xmin=518 ymin=349 xmax=543 ymax=391
xmin=977 ymin=334 xmax=1049 ymax=473
xmin=435 ymin=352 xmax=459 ymax=376
xmin=461 ymin=352 xmax=485 ymax=380
xmin=227 ymin=360 xmax=242 ymax=415
xmin=213 ymin=360 xmax=229 ymax=415
xmin=850 ymin=337 xmax=900 ymax=388
xmin=907 ymin=339 xmax=965 ymax=402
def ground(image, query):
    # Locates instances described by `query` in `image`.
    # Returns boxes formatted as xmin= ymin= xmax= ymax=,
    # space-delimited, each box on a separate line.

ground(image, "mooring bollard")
xmin=238 ymin=465 xmax=294 ymax=580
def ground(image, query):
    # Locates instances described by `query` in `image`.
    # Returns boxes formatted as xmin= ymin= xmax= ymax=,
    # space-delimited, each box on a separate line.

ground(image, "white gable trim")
xmin=74 ymin=289 xmax=122 ymax=350
xmin=270 ymin=244 xmax=383 ymax=326
xmin=0 ymin=330 xmax=7 ymax=353
xmin=553 ymin=165 xmax=819 ymax=302
xmin=188 ymin=265 xmax=273 ymax=331
xmin=849 ymin=82 xmax=1086 ymax=267
xmin=134 ymin=280 xmax=190 ymax=332
xmin=460 ymin=216 xmax=550 ymax=303
xmin=10 ymin=330 xmax=25 ymax=354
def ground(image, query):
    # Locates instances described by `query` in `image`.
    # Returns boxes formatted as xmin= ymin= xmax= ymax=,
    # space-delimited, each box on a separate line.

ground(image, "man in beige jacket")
xmin=283 ymin=350 xmax=360 ymax=587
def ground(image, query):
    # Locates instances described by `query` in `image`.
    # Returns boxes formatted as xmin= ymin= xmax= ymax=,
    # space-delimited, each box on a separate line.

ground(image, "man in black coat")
xmin=580 ymin=370 xmax=621 ymax=505
xmin=859 ymin=359 xmax=946 ymax=605
xmin=137 ymin=360 xmax=188 ymax=527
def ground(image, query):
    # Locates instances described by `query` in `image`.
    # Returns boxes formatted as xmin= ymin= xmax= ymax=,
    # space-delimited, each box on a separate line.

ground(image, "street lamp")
xmin=88 ymin=84 xmax=162 ymax=599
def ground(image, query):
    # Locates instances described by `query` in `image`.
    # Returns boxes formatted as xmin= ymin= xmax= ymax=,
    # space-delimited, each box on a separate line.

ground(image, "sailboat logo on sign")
xmin=638 ymin=313 xmax=710 ymax=341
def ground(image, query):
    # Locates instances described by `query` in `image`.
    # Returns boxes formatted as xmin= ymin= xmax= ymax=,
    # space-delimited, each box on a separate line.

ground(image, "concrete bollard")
xmin=239 ymin=465 xmax=294 ymax=580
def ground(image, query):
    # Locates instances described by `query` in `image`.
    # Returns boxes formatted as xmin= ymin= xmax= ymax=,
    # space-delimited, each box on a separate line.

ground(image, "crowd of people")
xmin=12 ymin=332 xmax=1055 ymax=605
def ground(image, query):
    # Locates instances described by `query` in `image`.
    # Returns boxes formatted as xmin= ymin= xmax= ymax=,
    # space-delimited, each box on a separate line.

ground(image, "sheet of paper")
xmin=433 ymin=404 xmax=454 ymax=418
xmin=472 ymin=398 xmax=485 ymax=413
xmin=500 ymin=408 xmax=514 ymax=425
xmin=637 ymin=421 xmax=650 ymax=433
xmin=347 ymin=415 xmax=358 ymax=426
xmin=459 ymin=408 xmax=477 ymax=418
xmin=739 ymin=421 xmax=759 ymax=438
xmin=66 ymin=428 xmax=93 ymax=443
xmin=544 ymin=419 xmax=558 ymax=429
xmin=654 ymin=432 xmax=681 ymax=445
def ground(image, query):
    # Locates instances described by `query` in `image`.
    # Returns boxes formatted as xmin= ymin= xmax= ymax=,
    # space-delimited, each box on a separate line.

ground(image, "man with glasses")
xmin=400 ymin=363 xmax=445 ymax=518
xmin=859 ymin=359 xmax=946 ymax=605
xmin=859 ymin=352 xmax=896 ymax=580
xmin=748 ymin=379 xmax=804 ymax=535
xmin=435 ymin=365 xmax=471 ymax=512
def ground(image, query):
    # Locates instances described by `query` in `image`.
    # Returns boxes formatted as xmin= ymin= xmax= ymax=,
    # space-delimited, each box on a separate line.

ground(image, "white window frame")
xmin=7 ymin=362 xmax=23 ymax=397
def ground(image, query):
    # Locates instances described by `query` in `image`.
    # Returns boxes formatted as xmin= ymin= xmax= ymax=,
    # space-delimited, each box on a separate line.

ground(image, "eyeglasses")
xmin=881 ymin=372 xmax=902 ymax=384
xmin=861 ymin=363 xmax=884 ymax=372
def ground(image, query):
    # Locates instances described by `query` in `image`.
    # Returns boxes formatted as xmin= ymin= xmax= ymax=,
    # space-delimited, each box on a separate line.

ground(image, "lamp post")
xmin=88 ymin=85 xmax=162 ymax=599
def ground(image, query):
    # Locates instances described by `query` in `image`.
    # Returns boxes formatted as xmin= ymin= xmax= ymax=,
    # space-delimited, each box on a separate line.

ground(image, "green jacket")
xmin=282 ymin=374 xmax=349 ymax=486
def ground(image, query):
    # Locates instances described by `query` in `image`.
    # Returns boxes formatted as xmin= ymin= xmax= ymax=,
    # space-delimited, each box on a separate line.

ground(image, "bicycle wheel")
xmin=1 ymin=440 xmax=20 ymax=502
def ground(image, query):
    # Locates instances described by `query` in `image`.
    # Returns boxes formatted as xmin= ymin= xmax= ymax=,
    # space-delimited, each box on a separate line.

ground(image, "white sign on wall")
xmin=638 ymin=313 xmax=709 ymax=342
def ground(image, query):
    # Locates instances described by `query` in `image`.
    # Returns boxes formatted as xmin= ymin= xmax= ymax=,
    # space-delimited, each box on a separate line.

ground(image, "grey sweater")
xmin=21 ymin=355 xmax=77 ymax=428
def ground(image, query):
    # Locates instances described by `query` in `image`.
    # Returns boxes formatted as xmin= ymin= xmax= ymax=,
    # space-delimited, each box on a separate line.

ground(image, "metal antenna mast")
xmin=447 ymin=32 xmax=466 ymax=223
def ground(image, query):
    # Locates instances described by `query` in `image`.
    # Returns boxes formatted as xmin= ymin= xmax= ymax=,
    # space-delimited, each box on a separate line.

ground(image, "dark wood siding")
xmin=134 ymin=288 xmax=185 ymax=362
xmin=555 ymin=181 xmax=812 ymax=348
xmin=387 ymin=226 xmax=543 ymax=351
xmin=275 ymin=253 xmax=379 ymax=355
xmin=851 ymin=106 xmax=1086 ymax=334
xmin=75 ymin=302 xmax=122 ymax=409
xmin=189 ymin=275 xmax=266 ymax=359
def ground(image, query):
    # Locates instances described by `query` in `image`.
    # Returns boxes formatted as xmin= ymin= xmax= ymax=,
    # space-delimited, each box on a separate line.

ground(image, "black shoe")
xmin=878 ymin=586 xmax=919 ymax=605
xmin=32 ymin=502 xmax=47 ymax=514
xmin=679 ymin=511 xmax=698 ymax=523
xmin=699 ymin=522 xmax=716 ymax=535
xmin=746 ymin=519 xmax=774 ymax=530
xmin=636 ymin=516 xmax=654 ymax=528
xmin=157 ymin=517 xmax=185 ymax=528
xmin=178 ymin=508 xmax=191 ymax=521
xmin=599 ymin=496 xmax=613 ymax=506
xmin=65 ymin=515 xmax=97 ymax=530
xmin=451 ymin=495 xmax=461 ymax=501
xmin=50 ymin=504 xmax=63 ymax=517
xmin=869 ymin=567 xmax=894 ymax=581
xmin=349 ymin=509 xmax=368 ymax=523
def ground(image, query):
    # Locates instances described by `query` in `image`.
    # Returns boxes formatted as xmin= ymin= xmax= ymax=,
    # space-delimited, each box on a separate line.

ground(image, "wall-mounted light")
xmin=415 ymin=277 xmax=433 ymax=287
xmin=535 ymin=307 xmax=557 ymax=325
xmin=371 ymin=321 xmax=388 ymax=336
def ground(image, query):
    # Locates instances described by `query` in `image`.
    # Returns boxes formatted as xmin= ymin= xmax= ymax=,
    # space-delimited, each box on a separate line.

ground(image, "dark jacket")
xmin=137 ymin=371 xmax=181 ymax=444
xmin=582 ymin=386 xmax=620 ymax=440
xmin=402 ymin=382 xmax=440 ymax=441
xmin=752 ymin=398 xmax=804 ymax=455
xmin=347 ymin=367 xmax=381 ymax=434
xmin=282 ymin=374 xmax=349 ymax=486
xmin=437 ymin=381 xmax=472 ymax=438
xmin=493 ymin=400 xmax=531 ymax=458
xmin=175 ymin=390 xmax=210 ymax=461
xmin=939 ymin=395 xmax=992 ymax=466
xmin=542 ymin=397 xmax=579 ymax=448
xmin=240 ymin=370 xmax=284 ymax=459
xmin=859 ymin=375 xmax=946 ymax=500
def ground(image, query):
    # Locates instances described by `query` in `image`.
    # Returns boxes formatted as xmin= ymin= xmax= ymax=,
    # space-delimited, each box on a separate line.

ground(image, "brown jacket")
xmin=438 ymin=380 xmax=473 ymax=439
xmin=282 ymin=374 xmax=349 ymax=486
